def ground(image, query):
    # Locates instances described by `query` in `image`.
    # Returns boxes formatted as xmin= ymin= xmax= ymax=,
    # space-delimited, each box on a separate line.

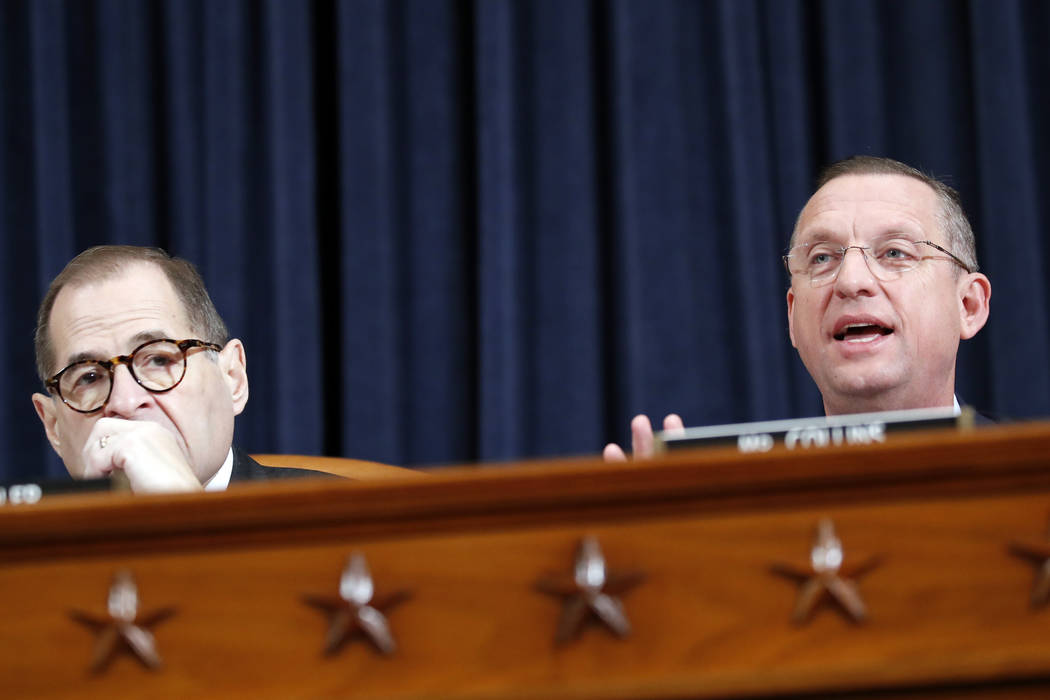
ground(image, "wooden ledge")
xmin=250 ymin=453 xmax=424 ymax=480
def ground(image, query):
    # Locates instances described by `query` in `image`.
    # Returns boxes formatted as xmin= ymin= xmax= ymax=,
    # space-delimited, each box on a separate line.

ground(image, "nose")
xmin=832 ymin=246 xmax=877 ymax=297
xmin=102 ymin=364 xmax=152 ymax=417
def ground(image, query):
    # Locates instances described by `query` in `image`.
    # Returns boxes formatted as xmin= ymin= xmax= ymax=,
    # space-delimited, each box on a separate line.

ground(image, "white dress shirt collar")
xmin=203 ymin=447 xmax=234 ymax=492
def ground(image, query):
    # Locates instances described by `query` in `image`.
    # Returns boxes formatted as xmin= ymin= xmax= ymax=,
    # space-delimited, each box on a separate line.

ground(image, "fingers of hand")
xmin=663 ymin=413 xmax=685 ymax=435
xmin=83 ymin=423 xmax=123 ymax=478
xmin=630 ymin=414 xmax=655 ymax=458
xmin=93 ymin=423 xmax=200 ymax=493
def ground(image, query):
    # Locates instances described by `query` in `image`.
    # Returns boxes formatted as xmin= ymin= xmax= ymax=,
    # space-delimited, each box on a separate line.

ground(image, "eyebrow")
xmin=796 ymin=227 xmax=921 ymax=248
xmin=63 ymin=330 xmax=174 ymax=366
xmin=793 ymin=230 xmax=838 ymax=247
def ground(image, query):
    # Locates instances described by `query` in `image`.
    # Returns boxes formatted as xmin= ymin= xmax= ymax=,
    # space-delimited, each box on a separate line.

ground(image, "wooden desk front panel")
xmin=4 ymin=489 xmax=1050 ymax=699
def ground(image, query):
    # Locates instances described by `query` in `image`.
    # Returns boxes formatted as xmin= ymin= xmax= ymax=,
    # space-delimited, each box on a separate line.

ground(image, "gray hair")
xmin=790 ymin=155 xmax=978 ymax=273
xmin=35 ymin=246 xmax=229 ymax=382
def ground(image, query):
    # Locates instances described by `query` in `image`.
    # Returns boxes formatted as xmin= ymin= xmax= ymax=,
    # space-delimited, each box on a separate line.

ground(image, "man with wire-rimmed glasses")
xmin=783 ymin=155 xmax=991 ymax=418
xmin=31 ymin=246 xmax=312 ymax=492
xmin=605 ymin=155 xmax=992 ymax=460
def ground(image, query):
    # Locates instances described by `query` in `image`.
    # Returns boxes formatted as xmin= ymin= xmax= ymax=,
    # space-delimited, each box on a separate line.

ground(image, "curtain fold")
xmin=970 ymin=0 xmax=1050 ymax=412
xmin=6 ymin=0 xmax=1049 ymax=483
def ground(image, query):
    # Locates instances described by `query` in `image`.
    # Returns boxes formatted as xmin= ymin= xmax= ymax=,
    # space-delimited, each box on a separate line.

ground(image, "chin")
xmin=838 ymin=377 xmax=900 ymax=396
xmin=823 ymin=371 xmax=910 ymax=408
xmin=64 ymin=460 xmax=91 ymax=481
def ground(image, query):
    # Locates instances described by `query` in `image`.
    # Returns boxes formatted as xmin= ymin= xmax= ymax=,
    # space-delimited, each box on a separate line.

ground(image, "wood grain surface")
xmin=3 ymin=422 xmax=1050 ymax=698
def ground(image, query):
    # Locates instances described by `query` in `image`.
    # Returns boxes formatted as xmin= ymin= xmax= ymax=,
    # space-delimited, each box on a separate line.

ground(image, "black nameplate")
xmin=656 ymin=406 xmax=970 ymax=454
xmin=0 ymin=477 xmax=112 ymax=506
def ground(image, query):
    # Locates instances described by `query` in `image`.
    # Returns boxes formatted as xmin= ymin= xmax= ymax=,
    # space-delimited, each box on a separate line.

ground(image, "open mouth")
xmin=833 ymin=324 xmax=893 ymax=342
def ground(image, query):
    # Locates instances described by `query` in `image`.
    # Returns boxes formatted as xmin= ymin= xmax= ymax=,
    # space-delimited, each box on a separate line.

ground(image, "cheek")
xmin=894 ymin=281 xmax=961 ymax=348
xmin=54 ymin=415 xmax=96 ymax=473
xmin=161 ymin=370 xmax=230 ymax=436
xmin=57 ymin=413 xmax=92 ymax=444
xmin=790 ymin=295 xmax=823 ymax=342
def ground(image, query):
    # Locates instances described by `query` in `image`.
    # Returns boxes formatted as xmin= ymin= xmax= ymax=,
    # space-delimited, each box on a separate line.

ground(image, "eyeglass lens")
xmin=790 ymin=238 xmax=931 ymax=286
xmin=58 ymin=340 xmax=188 ymax=411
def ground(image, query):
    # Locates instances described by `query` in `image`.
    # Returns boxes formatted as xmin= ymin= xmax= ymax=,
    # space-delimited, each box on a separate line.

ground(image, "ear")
xmin=32 ymin=392 xmax=64 ymax=455
xmin=786 ymin=287 xmax=799 ymax=348
xmin=218 ymin=339 xmax=250 ymax=415
xmin=958 ymin=272 xmax=991 ymax=340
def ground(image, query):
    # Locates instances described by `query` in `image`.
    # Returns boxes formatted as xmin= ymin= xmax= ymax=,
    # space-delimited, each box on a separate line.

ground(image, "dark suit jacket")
xmin=230 ymin=447 xmax=332 ymax=483
xmin=974 ymin=411 xmax=997 ymax=426
xmin=32 ymin=447 xmax=326 ymax=497
xmin=958 ymin=397 xmax=1000 ymax=426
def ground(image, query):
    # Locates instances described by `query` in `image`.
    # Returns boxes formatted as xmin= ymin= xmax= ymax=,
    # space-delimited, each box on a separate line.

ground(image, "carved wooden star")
xmin=771 ymin=518 xmax=882 ymax=624
xmin=68 ymin=570 xmax=176 ymax=673
xmin=535 ymin=536 xmax=645 ymax=644
xmin=303 ymin=553 xmax=411 ymax=656
xmin=1009 ymin=524 xmax=1050 ymax=607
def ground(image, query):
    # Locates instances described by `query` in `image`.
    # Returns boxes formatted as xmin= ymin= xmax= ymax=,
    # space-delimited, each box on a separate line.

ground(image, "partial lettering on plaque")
xmin=656 ymin=405 xmax=959 ymax=454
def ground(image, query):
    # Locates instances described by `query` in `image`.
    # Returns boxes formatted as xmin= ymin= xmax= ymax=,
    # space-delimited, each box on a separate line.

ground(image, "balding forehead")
xmin=47 ymin=264 xmax=194 ymax=361
xmin=792 ymin=174 xmax=942 ymax=247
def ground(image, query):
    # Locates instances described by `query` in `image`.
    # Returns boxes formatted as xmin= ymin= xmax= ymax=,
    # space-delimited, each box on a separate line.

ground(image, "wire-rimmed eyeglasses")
xmin=782 ymin=237 xmax=975 ymax=287
xmin=44 ymin=338 xmax=222 ymax=413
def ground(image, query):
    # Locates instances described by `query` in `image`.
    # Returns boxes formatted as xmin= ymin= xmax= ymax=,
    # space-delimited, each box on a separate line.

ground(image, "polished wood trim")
xmin=2 ymin=422 xmax=1048 ymax=563
xmin=250 ymin=453 xmax=424 ymax=480
xmin=4 ymin=421 xmax=1050 ymax=698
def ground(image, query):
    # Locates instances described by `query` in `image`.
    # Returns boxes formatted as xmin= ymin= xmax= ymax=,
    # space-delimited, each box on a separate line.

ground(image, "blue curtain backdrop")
xmin=3 ymin=0 xmax=1049 ymax=482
